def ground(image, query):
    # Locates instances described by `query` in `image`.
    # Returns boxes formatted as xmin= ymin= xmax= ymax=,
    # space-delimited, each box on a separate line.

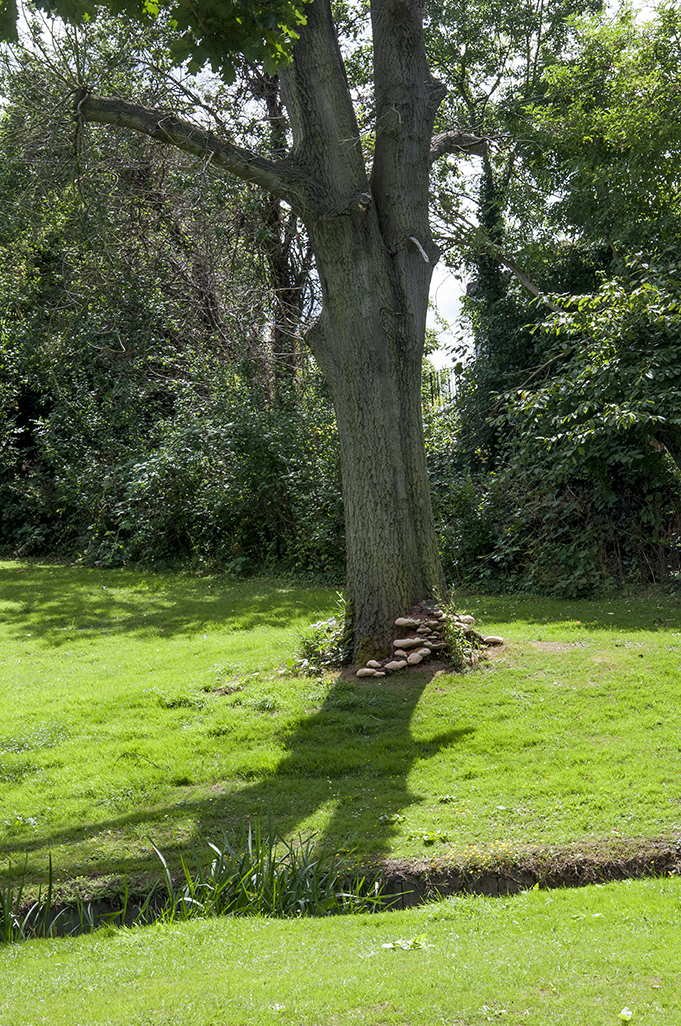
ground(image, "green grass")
xmin=1 ymin=561 xmax=681 ymax=895
xmin=0 ymin=876 xmax=679 ymax=1025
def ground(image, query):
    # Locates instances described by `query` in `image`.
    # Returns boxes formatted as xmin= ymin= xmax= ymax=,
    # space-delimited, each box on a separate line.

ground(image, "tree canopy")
xmin=0 ymin=0 xmax=311 ymax=78
xmin=1 ymin=0 xmax=464 ymax=657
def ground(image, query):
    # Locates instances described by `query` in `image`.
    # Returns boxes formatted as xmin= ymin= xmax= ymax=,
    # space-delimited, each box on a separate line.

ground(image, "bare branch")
xmin=144 ymin=64 xmax=232 ymax=137
xmin=429 ymin=129 xmax=488 ymax=163
xmin=508 ymin=347 xmax=575 ymax=396
xmin=439 ymin=207 xmax=566 ymax=315
xmin=494 ymin=252 xmax=564 ymax=314
xmin=73 ymin=88 xmax=319 ymax=211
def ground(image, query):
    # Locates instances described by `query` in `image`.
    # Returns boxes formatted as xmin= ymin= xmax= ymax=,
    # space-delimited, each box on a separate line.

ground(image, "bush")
xmin=427 ymin=255 xmax=681 ymax=596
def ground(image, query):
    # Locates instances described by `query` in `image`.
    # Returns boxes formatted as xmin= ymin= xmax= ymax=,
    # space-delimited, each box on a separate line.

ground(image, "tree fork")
xmin=69 ymin=0 xmax=454 ymax=660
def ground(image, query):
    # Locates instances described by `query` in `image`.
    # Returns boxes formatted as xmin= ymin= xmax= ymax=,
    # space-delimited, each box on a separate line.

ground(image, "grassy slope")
xmin=1 ymin=561 xmax=681 ymax=894
xmin=0 ymin=877 xmax=679 ymax=1025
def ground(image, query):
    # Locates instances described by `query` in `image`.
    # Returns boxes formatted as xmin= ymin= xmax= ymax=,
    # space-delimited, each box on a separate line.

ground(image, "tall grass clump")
xmin=152 ymin=819 xmax=388 ymax=921
xmin=0 ymin=855 xmax=69 ymax=943
xmin=1 ymin=822 xmax=391 ymax=945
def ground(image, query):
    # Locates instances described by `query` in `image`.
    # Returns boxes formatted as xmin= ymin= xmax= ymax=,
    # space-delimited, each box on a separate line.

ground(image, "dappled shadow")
xmin=453 ymin=590 xmax=681 ymax=634
xmin=2 ymin=670 xmax=475 ymax=883
xmin=0 ymin=561 xmax=335 ymax=645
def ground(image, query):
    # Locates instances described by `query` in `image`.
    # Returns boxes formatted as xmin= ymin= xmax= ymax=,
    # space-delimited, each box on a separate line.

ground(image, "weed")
xmin=157 ymin=695 xmax=205 ymax=710
xmin=0 ymin=855 xmax=68 ymax=942
xmin=438 ymin=602 xmax=489 ymax=670
xmin=0 ymin=761 xmax=41 ymax=784
xmin=0 ymin=823 xmax=393 ymax=945
xmin=291 ymin=595 xmax=353 ymax=674
xmin=0 ymin=724 xmax=68 ymax=752
xmin=249 ymin=695 xmax=280 ymax=713
xmin=148 ymin=819 xmax=390 ymax=922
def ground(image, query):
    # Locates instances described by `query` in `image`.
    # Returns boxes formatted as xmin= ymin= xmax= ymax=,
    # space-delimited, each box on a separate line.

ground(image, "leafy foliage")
xmin=293 ymin=597 xmax=353 ymax=673
xmin=525 ymin=3 xmax=681 ymax=252
xmin=0 ymin=25 xmax=344 ymax=577
xmin=426 ymin=4 xmax=681 ymax=596
xmin=0 ymin=0 xmax=311 ymax=80
xmin=430 ymin=255 xmax=681 ymax=595
xmin=0 ymin=351 xmax=345 ymax=576
xmin=2 ymin=2 xmax=681 ymax=597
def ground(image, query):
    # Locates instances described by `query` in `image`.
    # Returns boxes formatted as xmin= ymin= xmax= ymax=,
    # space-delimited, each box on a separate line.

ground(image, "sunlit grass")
xmin=1 ymin=561 xmax=681 ymax=895
xmin=0 ymin=876 xmax=679 ymax=1025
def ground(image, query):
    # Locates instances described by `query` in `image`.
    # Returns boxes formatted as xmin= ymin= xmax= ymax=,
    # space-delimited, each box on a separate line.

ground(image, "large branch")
xmin=429 ymin=129 xmax=488 ymax=164
xmin=278 ymin=0 xmax=367 ymax=206
xmin=74 ymin=89 xmax=320 ymax=212
xmin=494 ymin=251 xmax=564 ymax=314
xmin=448 ymin=207 xmax=566 ymax=314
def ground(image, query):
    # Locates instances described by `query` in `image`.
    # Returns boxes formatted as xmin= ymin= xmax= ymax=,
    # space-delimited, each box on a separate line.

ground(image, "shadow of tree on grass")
xmin=2 ymin=669 xmax=474 ymax=887
xmin=0 ymin=561 xmax=337 ymax=645
xmin=199 ymin=671 xmax=474 ymax=858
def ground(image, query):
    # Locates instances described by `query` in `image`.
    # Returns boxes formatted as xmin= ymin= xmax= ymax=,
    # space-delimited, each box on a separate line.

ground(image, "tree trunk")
xmin=306 ymin=213 xmax=446 ymax=657
xmin=74 ymin=0 xmax=451 ymax=660
xmin=287 ymin=0 xmax=449 ymax=655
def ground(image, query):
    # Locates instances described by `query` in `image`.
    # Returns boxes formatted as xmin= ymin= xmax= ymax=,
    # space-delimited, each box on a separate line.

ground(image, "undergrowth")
xmin=291 ymin=595 xmax=353 ymax=673
xmin=0 ymin=820 xmax=390 ymax=945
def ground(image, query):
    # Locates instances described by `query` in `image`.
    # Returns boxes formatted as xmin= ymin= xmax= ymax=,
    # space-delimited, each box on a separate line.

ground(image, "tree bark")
xmin=75 ymin=0 xmax=451 ymax=658
xmin=305 ymin=212 xmax=446 ymax=658
xmin=280 ymin=0 xmax=448 ymax=654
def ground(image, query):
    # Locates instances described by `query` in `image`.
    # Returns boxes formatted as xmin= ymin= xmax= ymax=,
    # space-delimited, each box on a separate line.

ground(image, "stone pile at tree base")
xmin=355 ymin=601 xmax=504 ymax=678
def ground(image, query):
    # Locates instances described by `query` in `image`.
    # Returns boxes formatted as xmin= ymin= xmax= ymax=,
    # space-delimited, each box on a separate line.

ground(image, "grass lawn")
xmin=1 ymin=876 xmax=679 ymax=1025
xmin=1 ymin=559 xmax=681 ymax=896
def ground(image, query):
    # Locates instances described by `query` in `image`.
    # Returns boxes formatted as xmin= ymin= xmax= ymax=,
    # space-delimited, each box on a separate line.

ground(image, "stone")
xmin=394 ymin=617 xmax=419 ymax=628
xmin=386 ymin=660 xmax=407 ymax=670
xmin=407 ymin=652 xmax=423 ymax=665
xmin=483 ymin=635 xmax=504 ymax=646
xmin=366 ymin=659 xmax=382 ymax=669
xmin=356 ymin=667 xmax=377 ymax=677
xmin=393 ymin=637 xmax=423 ymax=649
